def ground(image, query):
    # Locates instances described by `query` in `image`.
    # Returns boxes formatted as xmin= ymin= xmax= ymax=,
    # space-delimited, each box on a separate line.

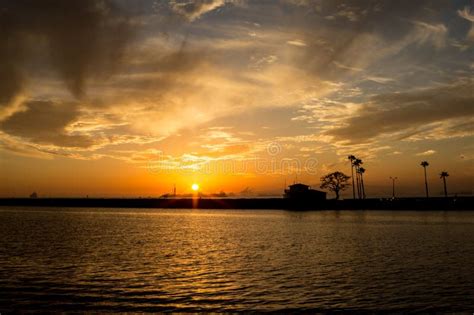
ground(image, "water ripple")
xmin=1 ymin=208 xmax=474 ymax=312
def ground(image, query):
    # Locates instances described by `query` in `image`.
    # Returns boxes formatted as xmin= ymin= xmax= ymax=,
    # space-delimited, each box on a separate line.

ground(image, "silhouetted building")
xmin=284 ymin=183 xmax=326 ymax=200
xmin=29 ymin=192 xmax=38 ymax=198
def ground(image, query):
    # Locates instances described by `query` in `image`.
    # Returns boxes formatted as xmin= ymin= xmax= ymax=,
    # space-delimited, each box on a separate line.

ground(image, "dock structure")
xmin=284 ymin=183 xmax=326 ymax=200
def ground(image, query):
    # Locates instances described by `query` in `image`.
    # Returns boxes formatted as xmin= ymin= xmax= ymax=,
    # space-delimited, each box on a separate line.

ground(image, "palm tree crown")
xmin=440 ymin=171 xmax=449 ymax=178
xmin=421 ymin=161 xmax=429 ymax=167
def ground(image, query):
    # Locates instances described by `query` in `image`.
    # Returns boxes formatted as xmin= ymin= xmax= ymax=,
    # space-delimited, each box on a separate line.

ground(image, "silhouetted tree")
xmin=348 ymin=155 xmax=356 ymax=199
xmin=440 ymin=171 xmax=449 ymax=197
xmin=420 ymin=161 xmax=430 ymax=198
xmin=320 ymin=171 xmax=351 ymax=200
xmin=353 ymin=158 xmax=363 ymax=199
xmin=358 ymin=167 xmax=366 ymax=199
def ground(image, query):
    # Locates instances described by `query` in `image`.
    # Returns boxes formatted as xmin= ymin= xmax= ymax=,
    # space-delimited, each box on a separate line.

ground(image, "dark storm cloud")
xmin=278 ymin=0 xmax=456 ymax=79
xmin=327 ymin=82 xmax=474 ymax=143
xmin=0 ymin=100 xmax=94 ymax=148
xmin=0 ymin=0 xmax=132 ymax=101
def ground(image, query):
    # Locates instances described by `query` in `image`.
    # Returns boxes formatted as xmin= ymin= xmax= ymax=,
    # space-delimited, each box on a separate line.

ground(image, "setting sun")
xmin=191 ymin=183 xmax=200 ymax=191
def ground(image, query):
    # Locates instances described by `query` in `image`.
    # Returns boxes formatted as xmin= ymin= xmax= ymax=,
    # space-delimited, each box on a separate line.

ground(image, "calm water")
xmin=1 ymin=207 xmax=474 ymax=312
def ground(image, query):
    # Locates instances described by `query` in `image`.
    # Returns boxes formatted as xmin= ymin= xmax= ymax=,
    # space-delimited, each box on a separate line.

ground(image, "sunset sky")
xmin=1 ymin=0 xmax=473 ymax=197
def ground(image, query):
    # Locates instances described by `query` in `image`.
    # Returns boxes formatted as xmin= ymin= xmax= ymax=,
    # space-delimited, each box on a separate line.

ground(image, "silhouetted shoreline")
xmin=0 ymin=197 xmax=472 ymax=210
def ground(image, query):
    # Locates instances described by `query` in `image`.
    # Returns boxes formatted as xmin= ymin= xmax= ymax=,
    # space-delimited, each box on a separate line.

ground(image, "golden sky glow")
xmin=0 ymin=0 xmax=473 ymax=197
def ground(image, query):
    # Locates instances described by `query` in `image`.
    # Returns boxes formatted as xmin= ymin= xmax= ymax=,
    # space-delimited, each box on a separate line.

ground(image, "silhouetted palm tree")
xmin=354 ymin=158 xmax=363 ymax=199
xmin=358 ymin=167 xmax=366 ymax=199
xmin=420 ymin=161 xmax=430 ymax=198
xmin=348 ymin=155 xmax=356 ymax=199
xmin=440 ymin=171 xmax=449 ymax=197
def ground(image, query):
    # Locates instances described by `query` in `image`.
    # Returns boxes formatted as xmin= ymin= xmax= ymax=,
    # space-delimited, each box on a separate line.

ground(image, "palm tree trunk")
xmin=443 ymin=177 xmax=447 ymax=197
xmin=355 ymin=168 xmax=360 ymax=199
xmin=361 ymin=174 xmax=366 ymax=199
xmin=358 ymin=171 xmax=362 ymax=199
xmin=350 ymin=163 xmax=355 ymax=199
xmin=424 ymin=167 xmax=429 ymax=198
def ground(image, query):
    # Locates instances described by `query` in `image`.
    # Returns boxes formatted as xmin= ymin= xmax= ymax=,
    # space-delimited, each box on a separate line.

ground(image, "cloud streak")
xmin=169 ymin=0 xmax=239 ymax=21
xmin=458 ymin=6 xmax=474 ymax=41
xmin=416 ymin=150 xmax=436 ymax=156
xmin=327 ymin=81 xmax=474 ymax=143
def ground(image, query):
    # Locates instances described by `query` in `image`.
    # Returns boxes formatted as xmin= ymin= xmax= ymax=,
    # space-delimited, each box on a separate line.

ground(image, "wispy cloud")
xmin=416 ymin=150 xmax=436 ymax=156
xmin=169 ymin=0 xmax=239 ymax=21
xmin=364 ymin=76 xmax=395 ymax=84
xmin=458 ymin=6 xmax=474 ymax=41
xmin=411 ymin=21 xmax=448 ymax=49
xmin=286 ymin=39 xmax=307 ymax=47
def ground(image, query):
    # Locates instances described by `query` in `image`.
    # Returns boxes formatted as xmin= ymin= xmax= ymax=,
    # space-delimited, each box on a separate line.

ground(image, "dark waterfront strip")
xmin=0 ymin=197 xmax=472 ymax=210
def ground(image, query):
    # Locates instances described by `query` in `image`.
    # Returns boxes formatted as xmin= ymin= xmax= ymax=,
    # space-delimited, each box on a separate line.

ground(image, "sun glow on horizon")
xmin=191 ymin=183 xmax=200 ymax=191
